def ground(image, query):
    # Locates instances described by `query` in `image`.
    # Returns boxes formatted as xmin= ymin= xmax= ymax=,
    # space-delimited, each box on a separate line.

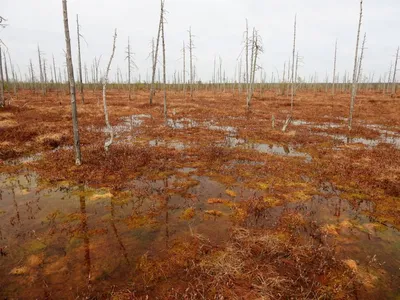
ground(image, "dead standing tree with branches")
xmin=102 ymin=29 xmax=118 ymax=152
xmin=126 ymin=37 xmax=137 ymax=101
xmin=149 ymin=0 xmax=164 ymax=105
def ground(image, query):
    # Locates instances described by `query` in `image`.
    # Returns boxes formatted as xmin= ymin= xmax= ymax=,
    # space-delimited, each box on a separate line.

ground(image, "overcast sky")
xmin=1 ymin=0 xmax=400 ymax=83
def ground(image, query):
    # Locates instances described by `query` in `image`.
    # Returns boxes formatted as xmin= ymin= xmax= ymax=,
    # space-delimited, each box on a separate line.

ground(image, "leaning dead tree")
xmin=356 ymin=33 xmax=367 ymax=85
xmin=348 ymin=0 xmax=363 ymax=131
xmin=160 ymin=1 xmax=167 ymax=123
xmin=391 ymin=47 xmax=399 ymax=97
xmin=62 ymin=0 xmax=82 ymax=165
xmin=149 ymin=0 xmax=164 ymax=105
xmin=102 ymin=29 xmax=118 ymax=152
xmin=76 ymin=15 xmax=85 ymax=103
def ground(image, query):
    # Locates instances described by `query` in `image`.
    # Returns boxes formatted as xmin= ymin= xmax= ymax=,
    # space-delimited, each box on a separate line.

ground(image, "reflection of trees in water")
xmin=110 ymin=197 xmax=130 ymax=264
xmin=10 ymin=187 xmax=21 ymax=226
xmin=79 ymin=187 xmax=91 ymax=285
xmin=163 ymin=177 xmax=170 ymax=249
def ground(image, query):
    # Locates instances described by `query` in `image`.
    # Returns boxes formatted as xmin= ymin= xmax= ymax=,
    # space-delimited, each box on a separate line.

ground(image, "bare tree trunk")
xmin=332 ymin=39 xmax=337 ymax=95
xmin=126 ymin=37 xmax=132 ymax=100
xmin=103 ymin=29 xmax=118 ymax=152
xmin=37 ymin=45 xmax=45 ymax=95
xmin=43 ymin=59 xmax=48 ymax=92
xmin=391 ymin=46 xmax=399 ymax=97
xmin=7 ymin=51 xmax=17 ymax=95
xmin=3 ymin=51 xmax=9 ymax=88
xmin=189 ymin=27 xmax=194 ymax=100
xmin=247 ymin=28 xmax=255 ymax=108
xmin=149 ymin=0 xmax=164 ymax=105
xmin=52 ymin=54 xmax=58 ymax=85
xmin=290 ymin=15 xmax=297 ymax=116
xmin=76 ymin=14 xmax=84 ymax=103
xmin=356 ymin=33 xmax=366 ymax=88
xmin=348 ymin=0 xmax=363 ymax=131
xmin=0 ymin=45 xmax=4 ymax=107
xmin=29 ymin=59 xmax=35 ymax=90
xmin=238 ymin=57 xmax=242 ymax=94
xmin=182 ymin=41 xmax=186 ymax=98
xmin=161 ymin=1 xmax=167 ymax=124
xmin=386 ymin=62 xmax=393 ymax=95
xmin=62 ymin=0 xmax=82 ymax=165
xmin=245 ymin=19 xmax=249 ymax=98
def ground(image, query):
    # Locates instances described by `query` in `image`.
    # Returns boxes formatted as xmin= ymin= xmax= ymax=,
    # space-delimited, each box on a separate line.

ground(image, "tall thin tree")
xmin=161 ymin=0 xmax=167 ymax=123
xmin=0 ymin=45 xmax=4 ymax=107
xmin=391 ymin=47 xmax=399 ymax=97
xmin=182 ymin=41 xmax=186 ymax=98
xmin=76 ymin=14 xmax=84 ymax=103
xmin=348 ymin=0 xmax=363 ymax=130
xmin=149 ymin=0 xmax=164 ymax=105
xmin=188 ymin=27 xmax=194 ymax=100
xmin=62 ymin=0 xmax=82 ymax=165
xmin=103 ymin=29 xmax=118 ymax=152
xmin=290 ymin=15 xmax=297 ymax=115
xmin=332 ymin=39 xmax=338 ymax=95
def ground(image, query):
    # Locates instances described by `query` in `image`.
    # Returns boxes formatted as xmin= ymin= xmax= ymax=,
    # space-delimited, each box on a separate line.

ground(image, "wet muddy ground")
xmin=0 ymin=88 xmax=400 ymax=298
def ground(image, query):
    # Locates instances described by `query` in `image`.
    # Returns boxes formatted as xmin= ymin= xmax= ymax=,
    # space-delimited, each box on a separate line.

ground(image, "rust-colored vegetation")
xmin=1 ymin=87 xmax=400 ymax=299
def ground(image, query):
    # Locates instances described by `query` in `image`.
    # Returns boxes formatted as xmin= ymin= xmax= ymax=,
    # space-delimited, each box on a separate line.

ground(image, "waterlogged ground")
xmin=1 ymin=169 xmax=400 ymax=298
xmin=1 ymin=89 xmax=400 ymax=298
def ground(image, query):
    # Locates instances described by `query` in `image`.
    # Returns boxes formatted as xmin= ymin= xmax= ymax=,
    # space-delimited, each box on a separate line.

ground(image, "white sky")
xmin=1 ymin=0 xmax=400 ymax=83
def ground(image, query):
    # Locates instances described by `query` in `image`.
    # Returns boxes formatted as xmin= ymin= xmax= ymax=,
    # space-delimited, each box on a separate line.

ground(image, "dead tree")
xmin=3 ymin=51 xmax=8 ymax=87
xmin=391 ymin=47 xmax=399 ymax=97
xmin=43 ymin=59 xmax=48 ymax=90
xmin=102 ymin=29 xmax=118 ymax=152
xmin=0 ymin=44 xmax=4 ymax=107
xmin=125 ymin=37 xmax=135 ymax=100
xmin=290 ymin=15 xmax=297 ymax=115
xmin=7 ymin=51 xmax=17 ymax=95
xmin=161 ymin=1 xmax=167 ymax=123
xmin=386 ymin=62 xmax=393 ymax=95
xmin=182 ymin=41 xmax=186 ymax=98
xmin=332 ymin=39 xmax=337 ymax=95
xmin=294 ymin=52 xmax=299 ymax=95
xmin=76 ymin=15 xmax=84 ymax=103
xmin=188 ymin=27 xmax=194 ymax=100
xmin=52 ymin=54 xmax=58 ymax=85
xmin=246 ymin=29 xmax=261 ymax=109
xmin=245 ymin=19 xmax=249 ymax=97
xmin=149 ymin=0 xmax=164 ymax=105
xmin=62 ymin=0 xmax=82 ymax=165
xmin=348 ymin=0 xmax=363 ymax=131
xmin=29 ymin=59 xmax=35 ymax=89
xmin=37 ymin=45 xmax=45 ymax=95
xmin=356 ymin=33 xmax=367 ymax=89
